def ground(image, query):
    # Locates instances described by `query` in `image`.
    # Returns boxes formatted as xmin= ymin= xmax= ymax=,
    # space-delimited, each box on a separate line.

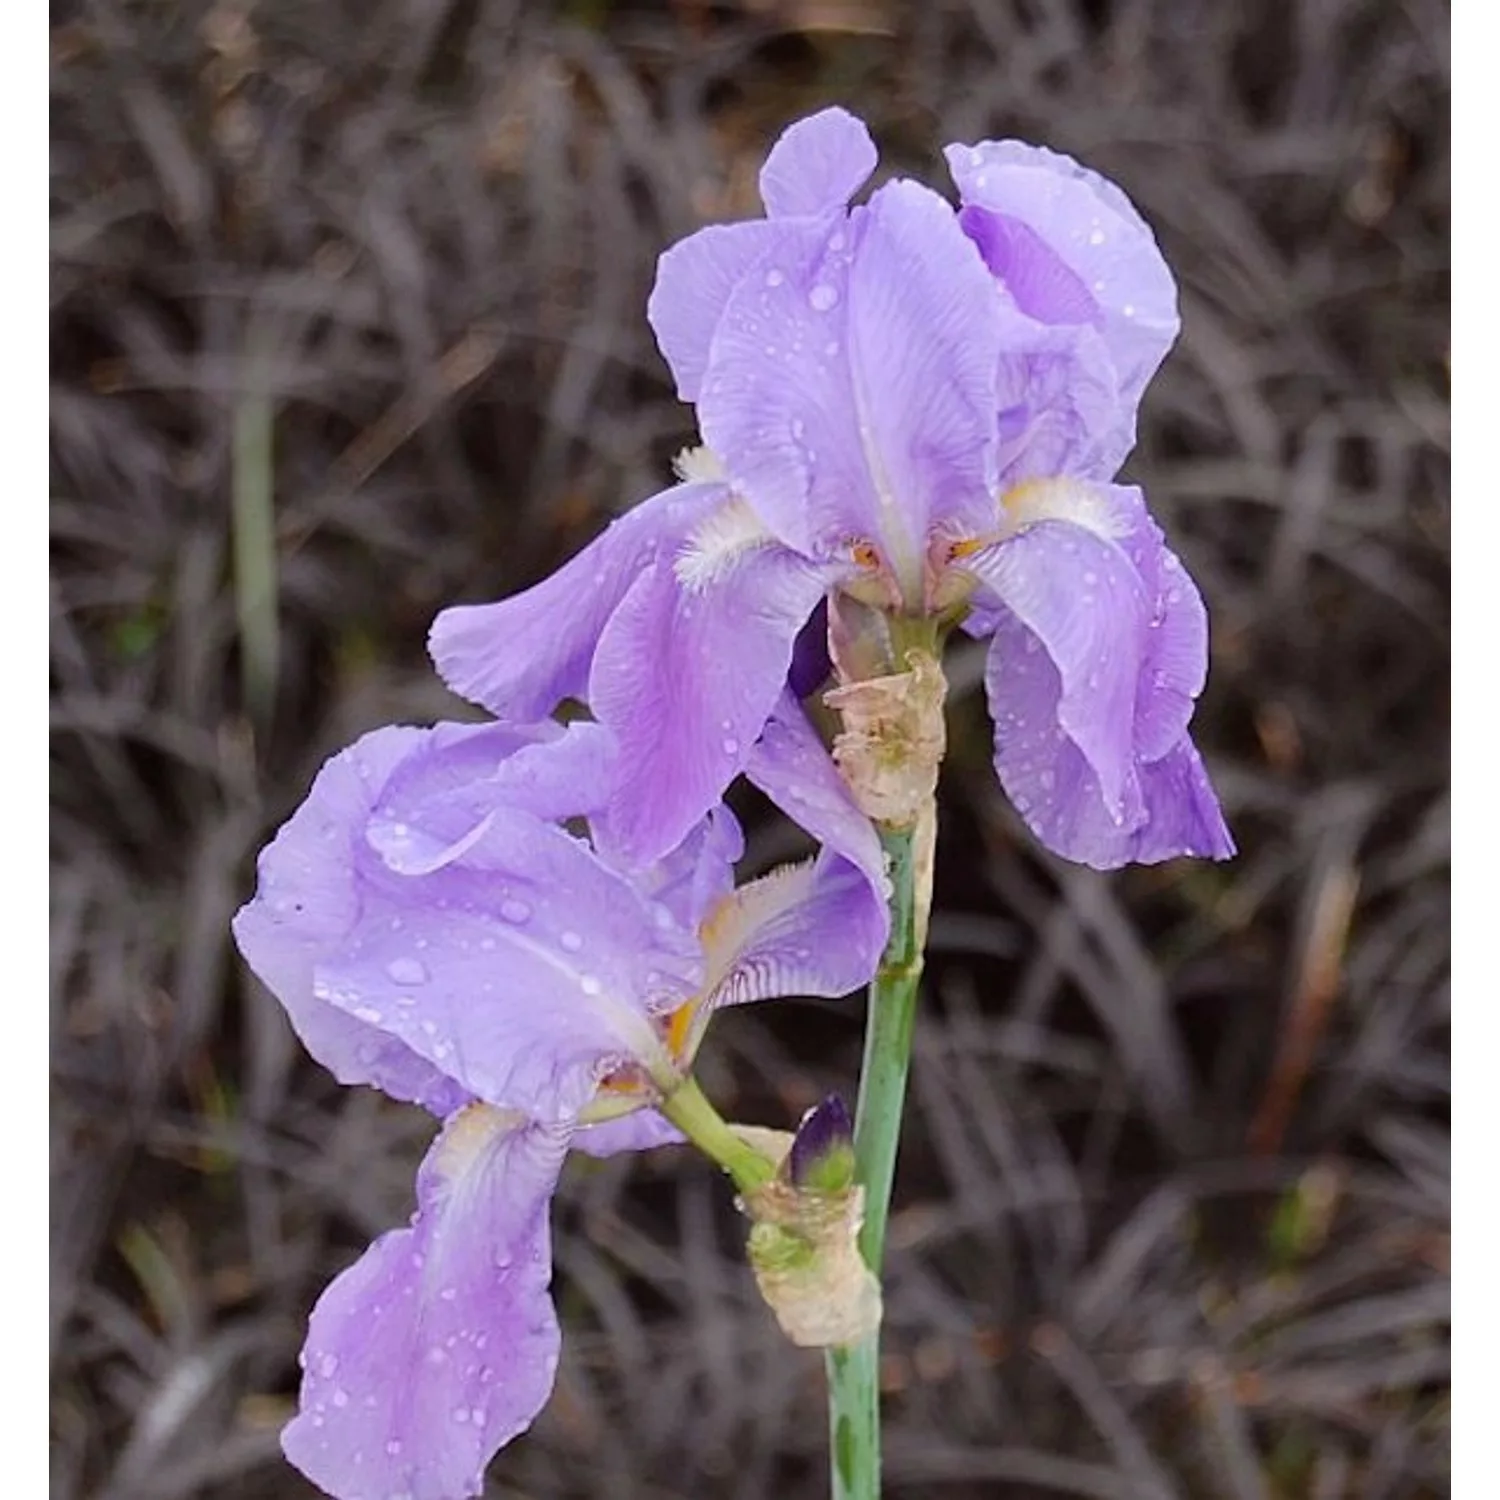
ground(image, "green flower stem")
xmin=659 ymin=1075 xmax=776 ymax=1194
xmin=825 ymin=820 xmax=928 ymax=1500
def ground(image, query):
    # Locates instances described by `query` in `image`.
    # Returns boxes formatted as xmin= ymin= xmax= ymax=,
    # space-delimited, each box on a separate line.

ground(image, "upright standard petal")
xmin=647 ymin=110 xmax=875 ymax=403
xmin=990 ymin=307 xmax=1127 ymax=484
xmin=283 ymin=1104 xmax=569 ymax=1500
xmin=319 ymin=799 xmax=702 ymax=1118
xmin=588 ymin=537 xmax=831 ymax=866
xmin=758 ymin=106 xmax=876 ymax=219
xmin=699 ymin=180 xmax=1002 ymax=584
xmin=364 ymin=718 xmax=620 ymax=872
xmin=649 ymin=222 xmax=803 ymax=404
xmin=239 ymin=718 xmax=708 ymax=1123
xmin=233 ymin=728 xmax=473 ymax=1119
xmin=945 ymin=140 xmax=1179 ymax=414
xmin=427 ymin=479 xmax=726 ymax=721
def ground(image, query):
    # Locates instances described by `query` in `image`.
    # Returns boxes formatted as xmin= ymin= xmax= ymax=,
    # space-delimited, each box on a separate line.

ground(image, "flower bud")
xmin=741 ymin=1097 xmax=881 ymax=1348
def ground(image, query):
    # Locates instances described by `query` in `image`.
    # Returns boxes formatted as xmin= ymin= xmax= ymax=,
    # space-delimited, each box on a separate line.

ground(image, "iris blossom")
xmin=430 ymin=107 xmax=1232 ymax=870
xmin=232 ymin=704 xmax=887 ymax=1500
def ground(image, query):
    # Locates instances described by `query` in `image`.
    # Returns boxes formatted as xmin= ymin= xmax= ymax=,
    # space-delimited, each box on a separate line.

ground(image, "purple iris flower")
xmin=430 ymin=107 xmax=1232 ymax=870
xmin=232 ymin=702 xmax=887 ymax=1500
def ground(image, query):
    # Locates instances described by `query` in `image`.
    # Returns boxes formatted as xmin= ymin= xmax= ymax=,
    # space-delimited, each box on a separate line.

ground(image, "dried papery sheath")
xmin=825 ymin=651 xmax=948 ymax=829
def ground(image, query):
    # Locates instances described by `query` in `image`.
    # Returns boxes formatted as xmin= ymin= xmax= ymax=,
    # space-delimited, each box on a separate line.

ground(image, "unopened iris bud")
xmin=787 ymin=1095 xmax=857 ymax=1193
xmin=742 ymin=1096 xmax=881 ymax=1349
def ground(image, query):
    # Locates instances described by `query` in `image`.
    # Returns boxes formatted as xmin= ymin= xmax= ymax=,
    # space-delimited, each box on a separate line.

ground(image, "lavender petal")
xmin=283 ymin=1105 xmax=569 ymax=1500
xmin=699 ymin=179 xmax=1002 ymax=574
xmin=758 ymin=106 xmax=877 ymax=219
xmin=588 ymin=540 xmax=829 ymax=866
xmin=427 ymin=479 xmax=726 ymax=721
xmin=946 ymin=139 xmax=1179 ymax=416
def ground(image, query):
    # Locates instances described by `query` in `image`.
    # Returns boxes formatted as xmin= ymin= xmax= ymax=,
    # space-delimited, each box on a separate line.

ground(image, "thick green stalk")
xmin=824 ymin=822 xmax=927 ymax=1500
xmin=658 ymin=1075 xmax=776 ymax=1194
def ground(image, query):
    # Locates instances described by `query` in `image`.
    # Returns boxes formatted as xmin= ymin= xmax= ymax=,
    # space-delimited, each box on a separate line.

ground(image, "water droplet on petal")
xmin=1089 ymin=228 xmax=1106 ymax=246
xmin=318 ymin=1353 xmax=339 ymax=1378
xmin=764 ymin=267 xmax=784 ymax=287
xmin=722 ymin=737 xmax=740 ymax=756
xmin=579 ymin=974 xmax=602 ymax=996
xmin=560 ymin=930 xmax=584 ymax=953
xmin=331 ymin=1387 xmax=349 ymax=1408
xmin=500 ymin=899 xmax=531 ymax=924
xmin=385 ymin=1441 xmax=403 ymax=1458
xmin=808 ymin=283 xmax=838 ymax=312
xmin=385 ymin=956 xmax=428 ymax=986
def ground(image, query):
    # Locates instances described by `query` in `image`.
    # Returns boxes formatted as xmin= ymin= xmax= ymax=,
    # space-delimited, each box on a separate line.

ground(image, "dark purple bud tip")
xmin=788 ymin=1095 xmax=856 ymax=1192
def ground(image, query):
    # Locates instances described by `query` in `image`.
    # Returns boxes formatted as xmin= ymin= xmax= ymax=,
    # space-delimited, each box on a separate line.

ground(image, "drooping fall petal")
xmin=427 ymin=479 xmax=725 ymax=721
xmin=283 ymin=1105 xmax=569 ymax=1500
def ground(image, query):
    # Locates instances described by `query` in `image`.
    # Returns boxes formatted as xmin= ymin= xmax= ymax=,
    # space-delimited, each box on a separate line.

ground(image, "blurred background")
xmin=50 ymin=2 xmax=1449 ymax=1497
